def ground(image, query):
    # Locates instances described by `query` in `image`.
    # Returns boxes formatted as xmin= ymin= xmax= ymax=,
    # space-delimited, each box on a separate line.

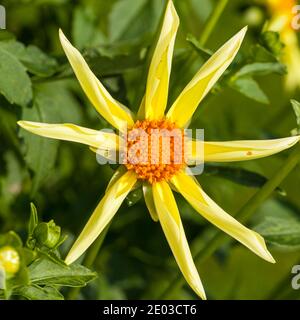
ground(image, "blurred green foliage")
xmin=0 ymin=0 xmax=300 ymax=300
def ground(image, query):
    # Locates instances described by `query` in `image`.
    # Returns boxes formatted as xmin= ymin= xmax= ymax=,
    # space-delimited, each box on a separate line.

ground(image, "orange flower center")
xmin=124 ymin=119 xmax=185 ymax=184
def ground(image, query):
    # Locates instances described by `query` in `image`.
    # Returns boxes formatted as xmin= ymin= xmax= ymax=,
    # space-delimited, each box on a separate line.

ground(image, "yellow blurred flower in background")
xmin=266 ymin=0 xmax=300 ymax=91
xmin=0 ymin=246 xmax=20 ymax=276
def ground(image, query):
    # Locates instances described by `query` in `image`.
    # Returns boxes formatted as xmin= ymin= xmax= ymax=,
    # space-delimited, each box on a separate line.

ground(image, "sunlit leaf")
xmin=15 ymin=285 xmax=64 ymax=300
xmin=28 ymin=258 xmax=97 ymax=287
xmin=234 ymin=62 xmax=286 ymax=78
xmin=0 ymin=45 xmax=32 ymax=107
xmin=254 ymin=216 xmax=300 ymax=249
xmin=230 ymin=77 xmax=269 ymax=104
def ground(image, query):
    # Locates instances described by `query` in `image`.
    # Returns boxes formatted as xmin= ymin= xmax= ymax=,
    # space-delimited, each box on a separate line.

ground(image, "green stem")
xmin=198 ymin=0 xmax=229 ymax=46
xmin=66 ymin=223 xmax=111 ymax=300
xmin=157 ymin=143 xmax=300 ymax=299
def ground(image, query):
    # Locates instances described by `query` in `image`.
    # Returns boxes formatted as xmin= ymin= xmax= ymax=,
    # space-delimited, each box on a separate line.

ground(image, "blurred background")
xmin=0 ymin=0 xmax=300 ymax=299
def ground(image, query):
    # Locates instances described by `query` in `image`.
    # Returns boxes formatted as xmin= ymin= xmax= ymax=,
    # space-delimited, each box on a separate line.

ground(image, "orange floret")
xmin=125 ymin=119 xmax=185 ymax=184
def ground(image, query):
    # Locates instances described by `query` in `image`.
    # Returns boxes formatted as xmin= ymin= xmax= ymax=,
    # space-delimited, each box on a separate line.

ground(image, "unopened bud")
xmin=34 ymin=220 xmax=61 ymax=248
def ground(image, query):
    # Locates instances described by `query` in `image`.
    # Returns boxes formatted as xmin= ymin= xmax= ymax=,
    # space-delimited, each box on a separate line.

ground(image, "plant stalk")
xmin=198 ymin=0 xmax=229 ymax=46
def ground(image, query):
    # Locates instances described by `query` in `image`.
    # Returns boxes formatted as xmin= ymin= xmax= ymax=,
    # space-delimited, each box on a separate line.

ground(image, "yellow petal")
xmin=105 ymin=166 xmax=127 ymax=192
xmin=167 ymin=27 xmax=247 ymax=127
xmin=18 ymin=121 xmax=118 ymax=150
xmin=65 ymin=170 xmax=137 ymax=265
xmin=136 ymin=95 xmax=145 ymax=120
xmin=171 ymin=171 xmax=275 ymax=263
xmin=187 ymin=136 xmax=300 ymax=163
xmin=267 ymin=14 xmax=290 ymax=32
xmin=281 ymin=30 xmax=300 ymax=91
xmin=59 ymin=30 xmax=134 ymax=131
xmin=144 ymin=0 xmax=179 ymax=120
xmin=143 ymin=183 xmax=158 ymax=222
xmin=152 ymin=181 xmax=206 ymax=299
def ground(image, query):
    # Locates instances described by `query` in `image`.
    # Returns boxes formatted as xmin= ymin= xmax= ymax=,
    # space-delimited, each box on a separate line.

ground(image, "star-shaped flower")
xmin=18 ymin=1 xmax=300 ymax=299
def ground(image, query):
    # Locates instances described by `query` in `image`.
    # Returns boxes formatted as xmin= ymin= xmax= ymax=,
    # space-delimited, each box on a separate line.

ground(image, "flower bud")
xmin=260 ymin=31 xmax=284 ymax=57
xmin=0 ymin=246 xmax=20 ymax=275
xmin=34 ymin=220 xmax=61 ymax=248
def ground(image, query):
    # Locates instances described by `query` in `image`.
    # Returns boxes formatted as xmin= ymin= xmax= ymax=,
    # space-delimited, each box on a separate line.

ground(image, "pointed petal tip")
xmin=255 ymin=232 xmax=276 ymax=264
xmin=294 ymin=135 xmax=300 ymax=143
xmin=58 ymin=28 xmax=65 ymax=39
xmin=236 ymin=26 xmax=248 ymax=42
xmin=168 ymin=0 xmax=179 ymax=23
xmin=197 ymin=288 xmax=207 ymax=300
xmin=64 ymin=255 xmax=74 ymax=266
xmin=58 ymin=28 xmax=64 ymax=41
xmin=59 ymin=28 xmax=72 ymax=49
xmin=166 ymin=26 xmax=247 ymax=127
xmin=17 ymin=120 xmax=24 ymax=127
xmin=264 ymin=251 xmax=276 ymax=264
xmin=17 ymin=120 xmax=44 ymax=131
xmin=17 ymin=120 xmax=34 ymax=130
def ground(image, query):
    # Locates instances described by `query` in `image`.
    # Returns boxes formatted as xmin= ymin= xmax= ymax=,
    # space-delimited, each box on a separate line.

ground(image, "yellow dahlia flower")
xmin=266 ymin=0 xmax=300 ymax=91
xmin=18 ymin=1 xmax=300 ymax=299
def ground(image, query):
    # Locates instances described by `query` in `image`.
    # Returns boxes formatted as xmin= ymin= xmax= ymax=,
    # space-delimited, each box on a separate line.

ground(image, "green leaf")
xmin=21 ymin=45 xmax=58 ymax=77
xmin=28 ymin=203 xmax=38 ymax=239
xmin=259 ymin=31 xmax=284 ymax=58
xmin=15 ymin=285 xmax=64 ymax=300
xmin=0 ymin=45 xmax=32 ymax=107
xmin=204 ymin=165 xmax=285 ymax=195
xmin=251 ymin=44 xmax=278 ymax=63
xmin=186 ymin=33 xmax=213 ymax=60
xmin=19 ymin=92 xmax=59 ymax=196
xmin=8 ymin=264 xmax=30 ymax=288
xmin=19 ymin=82 xmax=82 ymax=195
xmin=28 ymin=258 xmax=97 ymax=287
xmin=109 ymin=0 xmax=149 ymax=42
xmin=22 ymin=248 xmax=37 ymax=266
xmin=254 ymin=216 xmax=300 ymax=248
xmin=36 ymin=247 xmax=66 ymax=267
xmin=0 ymin=41 xmax=26 ymax=59
xmin=72 ymin=6 xmax=106 ymax=49
xmin=230 ymin=77 xmax=269 ymax=104
xmin=234 ymin=62 xmax=286 ymax=78
xmin=0 ymin=41 xmax=58 ymax=77
xmin=83 ymin=38 xmax=149 ymax=78
xmin=291 ymin=99 xmax=300 ymax=131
